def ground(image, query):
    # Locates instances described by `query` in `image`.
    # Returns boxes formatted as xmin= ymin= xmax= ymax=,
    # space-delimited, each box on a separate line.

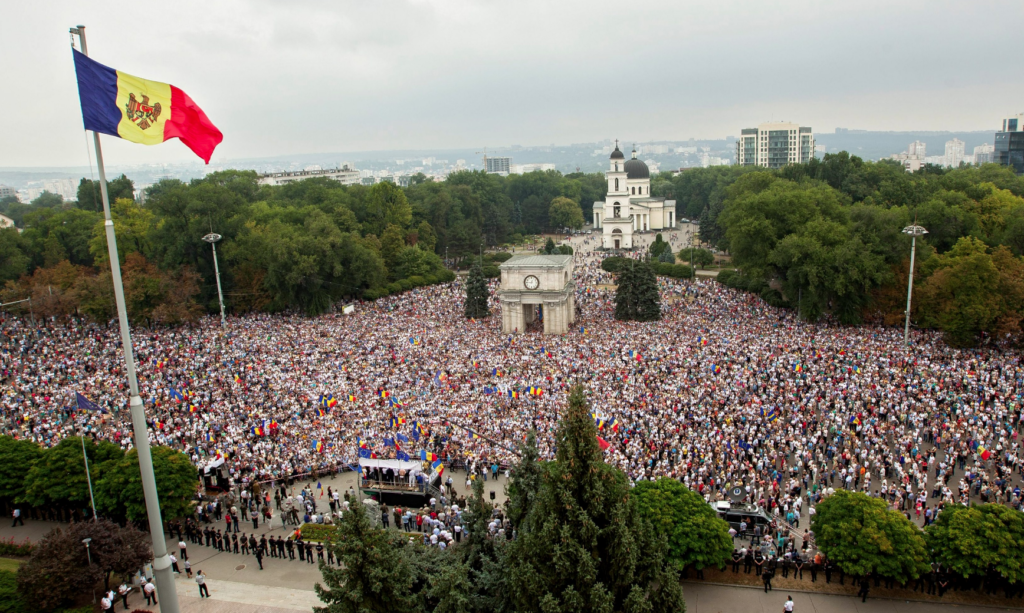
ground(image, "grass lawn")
xmin=0 ymin=557 xmax=23 ymax=572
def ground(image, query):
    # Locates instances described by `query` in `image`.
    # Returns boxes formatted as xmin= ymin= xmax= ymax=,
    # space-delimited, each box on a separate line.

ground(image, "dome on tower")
xmin=624 ymin=157 xmax=649 ymax=179
xmin=610 ymin=146 xmax=625 ymax=160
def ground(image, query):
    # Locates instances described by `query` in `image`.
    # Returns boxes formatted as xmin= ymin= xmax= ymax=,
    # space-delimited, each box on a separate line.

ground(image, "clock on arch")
xmin=523 ymin=275 xmax=540 ymax=290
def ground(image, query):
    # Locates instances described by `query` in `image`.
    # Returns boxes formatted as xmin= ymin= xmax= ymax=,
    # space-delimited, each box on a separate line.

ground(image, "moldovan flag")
xmin=72 ymin=50 xmax=222 ymax=163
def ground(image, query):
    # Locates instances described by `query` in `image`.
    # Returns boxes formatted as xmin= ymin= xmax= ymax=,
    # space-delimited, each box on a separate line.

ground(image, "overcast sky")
xmin=3 ymin=0 xmax=1022 ymax=168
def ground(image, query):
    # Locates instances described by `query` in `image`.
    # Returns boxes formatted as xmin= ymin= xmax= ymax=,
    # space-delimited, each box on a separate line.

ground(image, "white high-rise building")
xmin=890 ymin=141 xmax=927 ymax=172
xmin=974 ymin=143 xmax=995 ymax=165
xmin=257 ymin=165 xmax=360 ymax=186
xmin=736 ymin=122 xmax=815 ymax=168
xmin=944 ymin=139 xmax=966 ymax=168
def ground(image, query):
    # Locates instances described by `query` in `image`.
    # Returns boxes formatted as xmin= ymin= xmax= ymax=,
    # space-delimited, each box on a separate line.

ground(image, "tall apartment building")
xmin=944 ymin=138 xmax=966 ymax=168
xmin=736 ymin=122 xmax=814 ymax=168
xmin=996 ymin=114 xmax=1024 ymax=174
xmin=484 ymin=156 xmax=511 ymax=175
xmin=974 ymin=143 xmax=995 ymax=165
xmin=0 ymin=185 xmax=17 ymax=201
xmin=890 ymin=141 xmax=927 ymax=173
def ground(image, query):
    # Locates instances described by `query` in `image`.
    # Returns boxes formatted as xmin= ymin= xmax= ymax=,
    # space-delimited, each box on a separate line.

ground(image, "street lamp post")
xmin=902 ymin=224 xmax=928 ymax=345
xmin=82 ymin=538 xmax=95 ymax=603
xmin=202 ymin=233 xmax=226 ymax=326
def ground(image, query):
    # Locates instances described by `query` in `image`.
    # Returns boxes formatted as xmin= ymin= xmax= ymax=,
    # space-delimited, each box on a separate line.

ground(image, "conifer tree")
xmin=315 ymin=506 xmax=415 ymax=613
xmin=464 ymin=258 xmax=491 ymax=319
xmin=634 ymin=260 xmax=662 ymax=321
xmin=543 ymin=237 xmax=557 ymax=254
xmin=504 ymin=386 xmax=686 ymax=613
xmin=658 ymin=246 xmax=676 ymax=264
xmin=614 ymin=261 xmax=638 ymax=321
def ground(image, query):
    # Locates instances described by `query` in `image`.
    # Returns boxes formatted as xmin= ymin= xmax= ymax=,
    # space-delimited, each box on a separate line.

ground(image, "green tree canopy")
xmin=811 ymin=490 xmax=929 ymax=582
xmin=76 ymin=174 xmax=135 ymax=212
xmin=917 ymin=237 xmax=1024 ymax=346
xmin=548 ymin=196 xmax=584 ymax=230
xmin=503 ymin=386 xmax=685 ymax=613
xmin=20 ymin=436 xmax=123 ymax=513
xmin=925 ymin=503 xmax=1024 ymax=584
xmin=95 ymin=445 xmax=199 ymax=522
xmin=0 ymin=436 xmax=44 ymax=506
xmin=464 ymin=258 xmax=491 ymax=319
xmin=634 ymin=479 xmax=733 ymax=571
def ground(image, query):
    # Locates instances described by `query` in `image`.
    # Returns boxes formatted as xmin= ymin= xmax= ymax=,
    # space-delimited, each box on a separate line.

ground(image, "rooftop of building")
xmin=499 ymin=254 xmax=574 ymax=268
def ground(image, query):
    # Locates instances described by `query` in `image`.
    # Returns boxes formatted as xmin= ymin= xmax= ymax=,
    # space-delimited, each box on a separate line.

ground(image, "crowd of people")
xmin=2 ymin=227 xmax=1022 ymax=540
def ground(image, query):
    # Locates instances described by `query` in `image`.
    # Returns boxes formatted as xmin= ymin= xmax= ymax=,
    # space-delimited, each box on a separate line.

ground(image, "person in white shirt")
xmin=100 ymin=594 xmax=113 ymax=613
xmin=169 ymin=553 xmax=180 ymax=573
xmin=179 ymin=538 xmax=188 ymax=560
xmin=784 ymin=596 xmax=794 ymax=612
xmin=117 ymin=582 xmax=131 ymax=610
xmin=196 ymin=570 xmax=210 ymax=598
xmin=142 ymin=579 xmax=157 ymax=606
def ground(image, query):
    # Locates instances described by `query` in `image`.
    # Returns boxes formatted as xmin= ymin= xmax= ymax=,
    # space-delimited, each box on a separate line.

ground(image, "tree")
xmin=504 ymin=386 xmax=685 ymax=613
xmin=648 ymin=233 xmax=669 ymax=257
xmin=20 ymin=436 xmax=123 ymax=515
xmin=76 ymin=175 xmax=135 ymax=212
xmin=464 ymin=258 xmax=491 ymax=319
xmin=811 ymin=490 xmax=929 ymax=583
xmin=365 ymin=181 xmax=412 ymax=237
xmin=0 ymin=436 xmax=43 ymax=508
xmin=658 ymin=246 xmax=676 ymax=264
xmin=634 ymin=260 xmax=662 ymax=321
xmin=926 ymin=503 xmax=1024 ymax=584
xmin=315 ymin=506 xmax=415 ymax=613
xmin=616 ymin=260 xmax=661 ymax=322
xmin=380 ymin=224 xmax=407 ymax=275
xmin=917 ymin=237 xmax=1024 ymax=346
xmin=95 ymin=446 xmax=199 ymax=522
xmin=504 ymin=430 xmax=543 ymax=530
xmin=542 ymin=237 xmax=557 ymax=255
xmin=0 ymin=227 xmax=30 ymax=284
xmin=633 ymin=479 xmax=732 ymax=572
xmin=614 ymin=261 xmax=638 ymax=321
xmin=677 ymin=247 xmax=713 ymax=269
xmin=416 ymin=220 xmax=438 ymax=253
xmin=29 ymin=191 xmax=63 ymax=209
xmin=548 ymin=196 xmax=584 ymax=230
xmin=17 ymin=519 xmax=150 ymax=610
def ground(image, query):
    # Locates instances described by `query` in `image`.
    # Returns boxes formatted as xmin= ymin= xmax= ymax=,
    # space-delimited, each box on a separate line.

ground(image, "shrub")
xmin=407 ymin=275 xmax=427 ymax=288
xmin=0 ymin=538 xmax=32 ymax=557
xmin=386 ymin=282 xmax=402 ymax=294
xmin=716 ymin=269 xmax=736 ymax=285
xmin=760 ymin=287 xmax=787 ymax=307
xmin=297 ymin=523 xmax=340 ymax=542
xmin=422 ymin=274 xmax=438 ymax=285
xmin=482 ymin=265 xmax=500 ymax=279
xmin=671 ymin=264 xmax=692 ymax=279
xmin=439 ymin=269 xmax=456 ymax=283
xmin=557 ymin=245 xmax=573 ymax=255
xmin=490 ymin=252 xmax=513 ymax=263
xmin=601 ymin=257 xmax=627 ymax=273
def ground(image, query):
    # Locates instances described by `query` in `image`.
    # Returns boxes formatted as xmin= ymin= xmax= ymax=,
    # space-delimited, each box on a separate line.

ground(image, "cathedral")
xmin=592 ymin=142 xmax=677 ymax=249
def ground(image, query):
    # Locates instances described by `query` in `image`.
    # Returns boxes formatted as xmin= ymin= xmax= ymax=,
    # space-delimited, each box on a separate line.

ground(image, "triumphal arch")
xmin=498 ymin=254 xmax=575 ymax=335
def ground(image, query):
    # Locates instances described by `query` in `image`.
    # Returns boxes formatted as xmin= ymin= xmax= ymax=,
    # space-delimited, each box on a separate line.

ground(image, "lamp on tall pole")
xmin=82 ymin=538 xmax=95 ymax=603
xmin=902 ymin=224 xmax=928 ymax=345
xmin=202 ymin=233 xmax=226 ymax=326
xmin=70 ymin=25 xmax=180 ymax=613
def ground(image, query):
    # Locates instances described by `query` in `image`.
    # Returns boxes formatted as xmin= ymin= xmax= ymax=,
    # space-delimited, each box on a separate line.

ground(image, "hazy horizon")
xmin=3 ymin=1 xmax=1022 ymax=168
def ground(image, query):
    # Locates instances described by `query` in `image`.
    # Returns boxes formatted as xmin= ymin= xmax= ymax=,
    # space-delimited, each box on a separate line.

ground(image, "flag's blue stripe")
xmin=72 ymin=50 xmax=120 ymax=137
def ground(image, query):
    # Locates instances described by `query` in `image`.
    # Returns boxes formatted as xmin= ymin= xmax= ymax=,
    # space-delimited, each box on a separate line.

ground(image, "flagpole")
xmin=79 ymin=423 xmax=98 ymax=521
xmin=71 ymin=25 xmax=180 ymax=613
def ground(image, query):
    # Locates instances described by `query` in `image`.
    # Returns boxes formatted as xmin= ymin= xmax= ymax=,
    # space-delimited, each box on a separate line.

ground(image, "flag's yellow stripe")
xmin=115 ymin=71 xmax=171 ymax=145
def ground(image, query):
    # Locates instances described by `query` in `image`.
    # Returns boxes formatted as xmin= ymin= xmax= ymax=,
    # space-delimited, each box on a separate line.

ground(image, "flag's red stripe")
xmin=164 ymin=85 xmax=223 ymax=164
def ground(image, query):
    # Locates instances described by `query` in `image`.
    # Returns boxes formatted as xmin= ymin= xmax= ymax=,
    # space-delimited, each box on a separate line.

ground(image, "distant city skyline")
xmin=2 ymin=1 xmax=1022 ymax=168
